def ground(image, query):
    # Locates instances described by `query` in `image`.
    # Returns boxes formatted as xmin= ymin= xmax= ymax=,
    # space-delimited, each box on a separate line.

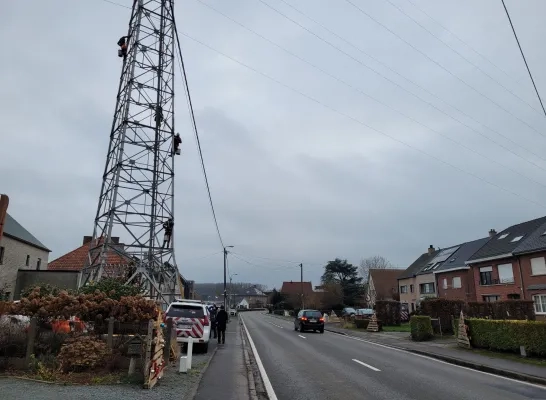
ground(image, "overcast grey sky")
xmin=2 ymin=0 xmax=546 ymax=289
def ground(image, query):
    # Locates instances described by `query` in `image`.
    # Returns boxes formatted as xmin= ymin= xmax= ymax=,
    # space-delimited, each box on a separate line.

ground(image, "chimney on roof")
xmin=489 ymin=229 xmax=497 ymax=238
xmin=428 ymin=245 xmax=434 ymax=255
xmin=83 ymin=236 xmax=93 ymax=245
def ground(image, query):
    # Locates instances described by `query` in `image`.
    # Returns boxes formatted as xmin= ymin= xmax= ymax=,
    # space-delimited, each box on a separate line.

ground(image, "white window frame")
xmin=442 ymin=278 xmax=447 ymax=289
xmin=497 ymin=263 xmax=514 ymax=284
xmin=530 ymin=257 xmax=546 ymax=276
xmin=452 ymin=277 xmax=462 ymax=289
xmin=532 ymin=294 xmax=546 ymax=315
xmin=400 ymin=285 xmax=408 ymax=294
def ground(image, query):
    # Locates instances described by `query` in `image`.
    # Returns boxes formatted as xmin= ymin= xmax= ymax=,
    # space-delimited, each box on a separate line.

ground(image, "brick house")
xmin=466 ymin=216 xmax=546 ymax=320
xmin=0 ymin=213 xmax=51 ymax=300
xmin=367 ymin=269 xmax=403 ymax=307
xmin=434 ymin=236 xmax=490 ymax=302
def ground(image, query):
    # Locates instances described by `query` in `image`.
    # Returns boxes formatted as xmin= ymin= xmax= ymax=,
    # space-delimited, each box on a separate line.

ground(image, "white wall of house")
xmin=0 ymin=236 xmax=49 ymax=300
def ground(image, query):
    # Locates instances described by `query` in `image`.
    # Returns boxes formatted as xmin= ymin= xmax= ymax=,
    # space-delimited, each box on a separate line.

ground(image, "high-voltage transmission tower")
xmin=81 ymin=0 xmax=179 ymax=306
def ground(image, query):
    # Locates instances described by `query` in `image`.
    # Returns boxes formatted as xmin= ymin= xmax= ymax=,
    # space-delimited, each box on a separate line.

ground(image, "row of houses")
xmin=397 ymin=216 xmax=546 ymax=319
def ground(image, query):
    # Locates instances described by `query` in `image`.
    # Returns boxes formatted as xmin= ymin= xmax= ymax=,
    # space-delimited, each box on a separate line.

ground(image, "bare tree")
xmin=360 ymin=255 xmax=393 ymax=282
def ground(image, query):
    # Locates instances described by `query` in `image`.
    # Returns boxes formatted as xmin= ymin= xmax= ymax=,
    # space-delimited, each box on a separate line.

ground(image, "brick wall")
xmin=436 ymin=269 xmax=476 ymax=301
xmin=518 ymin=252 xmax=546 ymax=319
xmin=0 ymin=235 xmax=50 ymax=300
xmin=472 ymin=258 xmax=523 ymax=301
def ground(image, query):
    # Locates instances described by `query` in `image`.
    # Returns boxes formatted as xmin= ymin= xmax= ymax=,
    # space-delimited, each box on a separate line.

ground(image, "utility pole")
xmin=223 ymin=246 xmax=234 ymax=310
xmin=300 ymin=263 xmax=304 ymax=309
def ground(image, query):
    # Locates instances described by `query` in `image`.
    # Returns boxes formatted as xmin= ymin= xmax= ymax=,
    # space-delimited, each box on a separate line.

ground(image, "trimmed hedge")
xmin=420 ymin=299 xmax=465 ymax=334
xmin=410 ymin=316 xmax=433 ymax=341
xmin=467 ymin=318 xmax=546 ymax=356
xmin=467 ymin=301 xmax=535 ymax=320
xmin=375 ymin=300 xmax=401 ymax=326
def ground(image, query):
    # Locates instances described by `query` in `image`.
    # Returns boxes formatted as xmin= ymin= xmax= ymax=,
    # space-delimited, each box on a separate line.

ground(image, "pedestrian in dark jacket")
xmin=216 ymin=305 xmax=228 ymax=344
xmin=209 ymin=305 xmax=218 ymax=339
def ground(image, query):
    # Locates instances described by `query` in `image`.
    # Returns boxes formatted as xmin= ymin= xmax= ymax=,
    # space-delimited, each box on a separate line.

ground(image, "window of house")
xmin=442 ymin=279 xmax=447 ymax=289
xmin=498 ymin=233 xmax=509 ymax=240
xmin=36 ymin=258 xmax=41 ymax=270
xmin=420 ymin=282 xmax=435 ymax=294
xmin=532 ymin=294 xmax=546 ymax=314
xmin=410 ymin=284 xmax=414 ymax=293
xmin=508 ymin=293 xmax=520 ymax=299
xmin=411 ymin=303 xmax=415 ymax=312
xmin=479 ymin=266 xmax=493 ymax=285
xmin=25 ymin=255 xmax=30 ymax=266
xmin=497 ymin=263 xmax=514 ymax=283
xmin=531 ymin=257 xmax=546 ymax=276
xmin=452 ymin=277 xmax=462 ymax=288
xmin=483 ymin=295 xmax=500 ymax=302
xmin=400 ymin=285 xmax=408 ymax=294
xmin=511 ymin=235 xmax=523 ymax=242
xmin=0 ymin=247 xmax=4 ymax=264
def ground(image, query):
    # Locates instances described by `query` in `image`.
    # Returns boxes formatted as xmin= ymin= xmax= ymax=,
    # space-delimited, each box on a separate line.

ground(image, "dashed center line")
xmin=353 ymin=359 xmax=381 ymax=371
xmin=267 ymin=321 xmax=284 ymax=329
xmin=298 ymin=334 xmax=306 ymax=339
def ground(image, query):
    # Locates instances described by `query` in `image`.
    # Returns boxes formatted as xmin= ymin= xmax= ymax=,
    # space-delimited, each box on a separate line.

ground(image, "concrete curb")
xmin=240 ymin=320 xmax=259 ymax=400
xmin=184 ymin=346 xmax=218 ymax=400
xmin=325 ymin=328 xmax=546 ymax=386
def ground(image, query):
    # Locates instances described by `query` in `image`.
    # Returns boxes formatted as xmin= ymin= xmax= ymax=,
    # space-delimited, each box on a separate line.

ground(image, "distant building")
xmin=0 ymin=213 xmax=51 ymax=300
xmin=366 ymin=269 xmax=402 ymax=306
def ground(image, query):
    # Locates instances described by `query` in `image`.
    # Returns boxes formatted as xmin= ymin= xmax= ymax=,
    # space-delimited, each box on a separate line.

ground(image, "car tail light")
xmin=319 ymin=317 xmax=324 ymax=322
xmin=301 ymin=317 xmax=307 ymax=321
xmin=203 ymin=316 xmax=210 ymax=326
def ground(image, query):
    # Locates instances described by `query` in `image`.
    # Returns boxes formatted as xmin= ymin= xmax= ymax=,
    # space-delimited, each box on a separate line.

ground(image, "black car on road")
xmin=294 ymin=309 xmax=324 ymax=333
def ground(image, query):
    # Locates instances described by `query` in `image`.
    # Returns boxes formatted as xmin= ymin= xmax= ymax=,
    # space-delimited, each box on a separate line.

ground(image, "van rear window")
xmin=167 ymin=305 xmax=204 ymax=318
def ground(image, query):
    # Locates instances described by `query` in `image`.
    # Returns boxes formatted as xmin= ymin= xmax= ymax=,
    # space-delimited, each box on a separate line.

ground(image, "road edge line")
xmin=325 ymin=328 xmax=546 ymax=388
xmin=240 ymin=319 xmax=259 ymax=400
xmin=240 ymin=315 xmax=279 ymax=400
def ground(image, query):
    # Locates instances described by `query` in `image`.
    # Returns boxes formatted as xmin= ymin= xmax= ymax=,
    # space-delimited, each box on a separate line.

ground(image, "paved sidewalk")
xmin=194 ymin=318 xmax=249 ymax=400
xmin=325 ymin=323 xmax=546 ymax=384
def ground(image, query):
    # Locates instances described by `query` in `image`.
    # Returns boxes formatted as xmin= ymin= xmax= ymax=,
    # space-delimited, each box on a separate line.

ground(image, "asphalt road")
xmin=241 ymin=311 xmax=546 ymax=400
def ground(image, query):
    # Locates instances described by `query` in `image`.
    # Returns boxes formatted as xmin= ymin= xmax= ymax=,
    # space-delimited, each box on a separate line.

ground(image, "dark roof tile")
xmin=435 ymin=237 xmax=490 ymax=272
xmin=468 ymin=216 xmax=546 ymax=262
xmin=3 ymin=213 xmax=50 ymax=252
xmin=398 ymin=251 xmax=439 ymax=280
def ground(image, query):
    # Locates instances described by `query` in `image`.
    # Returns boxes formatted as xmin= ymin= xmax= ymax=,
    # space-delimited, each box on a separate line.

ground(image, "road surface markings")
xmin=267 ymin=321 xmax=284 ymax=329
xmin=352 ymin=359 xmax=381 ymax=372
xmin=298 ymin=334 xmax=306 ymax=339
xmin=241 ymin=316 xmax=279 ymax=400
xmin=329 ymin=332 xmax=546 ymax=390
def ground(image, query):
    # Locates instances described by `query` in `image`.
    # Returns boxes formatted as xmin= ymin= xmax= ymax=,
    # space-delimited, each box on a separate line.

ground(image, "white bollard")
xmin=179 ymin=356 xmax=187 ymax=373
xmin=187 ymin=337 xmax=193 ymax=370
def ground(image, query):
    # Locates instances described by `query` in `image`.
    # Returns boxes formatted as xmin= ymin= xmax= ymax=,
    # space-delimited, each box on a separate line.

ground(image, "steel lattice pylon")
xmin=81 ymin=0 xmax=179 ymax=306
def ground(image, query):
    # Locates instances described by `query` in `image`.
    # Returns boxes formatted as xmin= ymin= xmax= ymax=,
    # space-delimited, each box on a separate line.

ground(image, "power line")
xmin=274 ymin=0 xmax=546 ymax=168
xmin=341 ymin=0 xmax=546 ymax=139
xmin=230 ymin=253 xmax=300 ymax=271
xmin=193 ymin=0 xmax=546 ymax=187
xmin=405 ymin=0 xmax=526 ymax=87
xmin=500 ymin=0 xmax=546 ymax=117
xmin=179 ymin=31 xmax=546 ymax=210
xmin=98 ymin=0 xmax=131 ymax=9
xmin=383 ymin=0 xmax=542 ymax=116
xmin=230 ymin=251 xmax=301 ymax=264
xmin=172 ymin=8 xmax=225 ymax=249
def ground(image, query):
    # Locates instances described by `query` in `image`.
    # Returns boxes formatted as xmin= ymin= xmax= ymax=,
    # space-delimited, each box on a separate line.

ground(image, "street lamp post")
xmin=229 ymin=273 xmax=238 ymax=309
xmin=223 ymin=246 xmax=234 ymax=310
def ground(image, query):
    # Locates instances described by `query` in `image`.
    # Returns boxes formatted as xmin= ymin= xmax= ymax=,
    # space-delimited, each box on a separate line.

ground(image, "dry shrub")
xmin=57 ymin=336 xmax=111 ymax=372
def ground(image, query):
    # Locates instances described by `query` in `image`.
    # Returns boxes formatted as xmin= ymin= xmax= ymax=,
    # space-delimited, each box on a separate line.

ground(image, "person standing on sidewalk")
xmin=209 ymin=304 xmax=218 ymax=339
xmin=216 ymin=305 xmax=228 ymax=344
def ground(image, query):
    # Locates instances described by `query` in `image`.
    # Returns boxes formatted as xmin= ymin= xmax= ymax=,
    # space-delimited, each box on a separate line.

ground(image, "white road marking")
xmin=352 ymin=359 xmax=381 ymax=371
xmin=267 ymin=321 xmax=284 ymax=329
xmin=329 ymin=331 xmax=546 ymax=390
xmin=298 ymin=334 xmax=306 ymax=339
xmin=241 ymin=316 xmax=279 ymax=400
